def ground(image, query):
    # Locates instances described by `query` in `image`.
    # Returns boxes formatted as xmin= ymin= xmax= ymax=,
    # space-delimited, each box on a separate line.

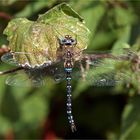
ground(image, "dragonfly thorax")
xmin=64 ymin=59 xmax=74 ymax=68
xmin=57 ymin=35 xmax=78 ymax=62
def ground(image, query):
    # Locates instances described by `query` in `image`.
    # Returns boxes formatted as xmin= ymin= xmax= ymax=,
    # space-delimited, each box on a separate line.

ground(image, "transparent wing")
xmin=81 ymin=48 xmax=134 ymax=64
xmin=72 ymin=50 xmax=132 ymax=86
xmin=1 ymin=52 xmax=53 ymax=67
xmin=45 ymin=62 xmax=65 ymax=83
xmin=78 ymin=69 xmax=131 ymax=86
xmin=2 ymin=48 xmax=136 ymax=87
xmin=4 ymin=62 xmax=66 ymax=87
xmin=5 ymin=69 xmax=45 ymax=87
xmin=1 ymin=52 xmax=37 ymax=67
xmin=1 ymin=52 xmax=19 ymax=66
xmin=47 ymin=48 xmax=135 ymax=86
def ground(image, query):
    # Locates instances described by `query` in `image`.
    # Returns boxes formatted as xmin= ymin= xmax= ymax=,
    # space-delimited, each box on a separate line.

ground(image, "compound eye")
xmin=62 ymin=39 xmax=67 ymax=43
xmin=71 ymin=39 xmax=74 ymax=42
xmin=59 ymin=38 xmax=67 ymax=45
xmin=71 ymin=39 xmax=76 ymax=44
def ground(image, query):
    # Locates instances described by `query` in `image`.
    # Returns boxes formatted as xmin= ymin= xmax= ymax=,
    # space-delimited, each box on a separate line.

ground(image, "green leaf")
xmin=37 ymin=2 xmax=84 ymax=23
xmin=37 ymin=2 xmax=90 ymax=50
xmin=0 ymin=0 xmax=17 ymax=6
xmin=4 ymin=3 xmax=90 ymax=67
xmin=0 ymin=116 xmax=12 ymax=135
xmin=15 ymin=0 xmax=56 ymax=18
xmin=21 ymin=94 xmax=48 ymax=124
xmin=119 ymin=95 xmax=140 ymax=140
xmin=80 ymin=3 xmax=106 ymax=50
xmin=81 ymin=3 xmax=106 ymax=36
xmin=114 ymin=6 xmax=136 ymax=27
xmin=0 ymin=91 xmax=20 ymax=122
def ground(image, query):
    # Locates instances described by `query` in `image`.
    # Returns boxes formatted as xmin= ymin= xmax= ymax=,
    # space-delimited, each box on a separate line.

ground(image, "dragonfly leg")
xmin=85 ymin=58 xmax=90 ymax=70
xmin=0 ymin=67 xmax=23 ymax=75
xmin=80 ymin=62 xmax=86 ymax=80
xmin=80 ymin=58 xmax=90 ymax=81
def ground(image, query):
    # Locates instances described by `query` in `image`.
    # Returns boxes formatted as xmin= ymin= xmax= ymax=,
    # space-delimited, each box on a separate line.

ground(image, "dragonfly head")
xmin=58 ymin=35 xmax=77 ymax=60
xmin=59 ymin=35 xmax=77 ymax=46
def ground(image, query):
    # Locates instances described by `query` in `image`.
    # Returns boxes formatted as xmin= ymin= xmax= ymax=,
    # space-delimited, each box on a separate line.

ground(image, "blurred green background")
xmin=0 ymin=0 xmax=140 ymax=139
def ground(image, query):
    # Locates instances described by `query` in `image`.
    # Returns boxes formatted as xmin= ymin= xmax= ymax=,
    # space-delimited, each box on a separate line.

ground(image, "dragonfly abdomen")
xmin=65 ymin=67 xmax=76 ymax=132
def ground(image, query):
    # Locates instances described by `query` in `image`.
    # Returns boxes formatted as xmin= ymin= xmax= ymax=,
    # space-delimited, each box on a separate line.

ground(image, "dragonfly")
xmin=0 ymin=3 xmax=137 ymax=132
xmin=0 ymin=35 xmax=136 ymax=132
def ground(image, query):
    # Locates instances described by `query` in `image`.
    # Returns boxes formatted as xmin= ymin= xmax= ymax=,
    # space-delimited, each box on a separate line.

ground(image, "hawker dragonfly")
xmin=0 ymin=36 xmax=136 ymax=132
xmin=0 ymin=3 xmax=137 ymax=132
